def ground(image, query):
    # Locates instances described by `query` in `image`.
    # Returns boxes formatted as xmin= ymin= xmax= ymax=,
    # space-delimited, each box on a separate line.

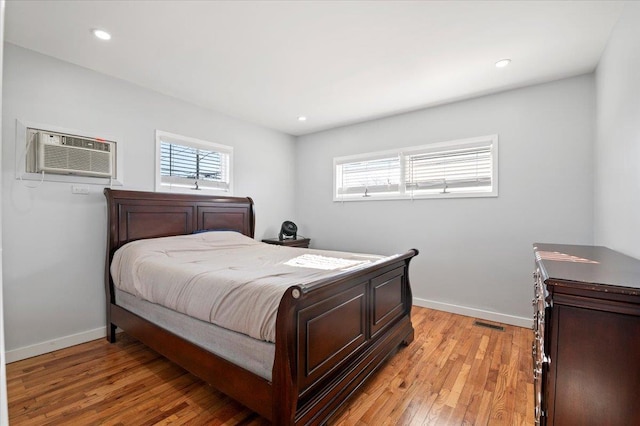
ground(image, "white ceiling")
xmin=4 ymin=1 xmax=625 ymax=136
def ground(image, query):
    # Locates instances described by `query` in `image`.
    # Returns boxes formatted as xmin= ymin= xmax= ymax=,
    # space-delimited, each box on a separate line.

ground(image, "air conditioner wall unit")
xmin=36 ymin=131 xmax=115 ymax=178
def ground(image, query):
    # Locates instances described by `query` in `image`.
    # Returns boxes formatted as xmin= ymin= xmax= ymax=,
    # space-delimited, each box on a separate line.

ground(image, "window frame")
xmin=333 ymin=135 xmax=498 ymax=202
xmin=155 ymin=130 xmax=233 ymax=195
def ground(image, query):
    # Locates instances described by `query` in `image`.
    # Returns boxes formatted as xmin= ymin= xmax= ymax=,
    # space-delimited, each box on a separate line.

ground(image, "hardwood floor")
xmin=7 ymin=307 xmax=533 ymax=425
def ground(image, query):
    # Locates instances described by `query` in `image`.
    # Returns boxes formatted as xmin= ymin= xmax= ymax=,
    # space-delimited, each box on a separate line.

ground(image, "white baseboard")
xmin=413 ymin=297 xmax=533 ymax=328
xmin=5 ymin=327 xmax=107 ymax=363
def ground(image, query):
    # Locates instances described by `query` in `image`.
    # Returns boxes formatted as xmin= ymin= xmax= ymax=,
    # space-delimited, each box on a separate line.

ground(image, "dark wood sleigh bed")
xmin=104 ymin=189 xmax=418 ymax=425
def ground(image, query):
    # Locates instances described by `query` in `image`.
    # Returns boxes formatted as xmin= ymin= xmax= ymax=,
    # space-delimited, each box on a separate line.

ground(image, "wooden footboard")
xmin=274 ymin=251 xmax=418 ymax=425
xmin=104 ymin=189 xmax=417 ymax=425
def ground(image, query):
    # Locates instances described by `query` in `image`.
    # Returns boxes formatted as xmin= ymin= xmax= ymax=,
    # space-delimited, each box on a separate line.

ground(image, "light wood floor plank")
xmin=7 ymin=307 xmax=533 ymax=425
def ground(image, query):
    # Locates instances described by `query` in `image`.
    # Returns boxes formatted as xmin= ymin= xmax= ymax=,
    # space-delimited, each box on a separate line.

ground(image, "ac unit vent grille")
xmin=91 ymin=151 xmax=112 ymax=172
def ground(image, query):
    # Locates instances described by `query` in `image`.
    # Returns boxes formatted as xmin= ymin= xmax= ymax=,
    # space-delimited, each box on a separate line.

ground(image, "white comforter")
xmin=110 ymin=231 xmax=385 ymax=342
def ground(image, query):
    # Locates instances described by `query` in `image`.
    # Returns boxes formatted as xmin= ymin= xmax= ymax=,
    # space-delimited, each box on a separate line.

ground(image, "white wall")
xmin=1 ymin=43 xmax=296 ymax=359
xmin=594 ymin=2 xmax=640 ymax=259
xmin=296 ymin=75 xmax=595 ymax=325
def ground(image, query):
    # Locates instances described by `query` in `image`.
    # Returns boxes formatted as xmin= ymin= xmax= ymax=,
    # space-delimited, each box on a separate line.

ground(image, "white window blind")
xmin=336 ymin=156 xmax=400 ymax=197
xmin=334 ymin=135 xmax=497 ymax=201
xmin=405 ymin=144 xmax=492 ymax=194
xmin=156 ymin=130 xmax=233 ymax=193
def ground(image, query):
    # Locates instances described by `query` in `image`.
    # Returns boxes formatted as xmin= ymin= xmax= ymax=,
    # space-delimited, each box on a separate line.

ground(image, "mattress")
xmin=110 ymin=231 xmax=385 ymax=342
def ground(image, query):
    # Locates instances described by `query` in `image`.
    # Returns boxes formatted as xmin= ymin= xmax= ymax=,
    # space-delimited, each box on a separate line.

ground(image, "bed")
xmin=104 ymin=188 xmax=418 ymax=425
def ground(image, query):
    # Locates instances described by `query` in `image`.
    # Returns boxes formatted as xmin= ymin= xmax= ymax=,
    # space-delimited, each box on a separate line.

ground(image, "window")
xmin=334 ymin=135 xmax=497 ymax=201
xmin=155 ymin=130 xmax=233 ymax=194
xmin=337 ymin=155 xmax=401 ymax=197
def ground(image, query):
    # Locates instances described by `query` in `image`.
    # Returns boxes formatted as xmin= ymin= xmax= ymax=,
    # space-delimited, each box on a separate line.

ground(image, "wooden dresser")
xmin=532 ymin=243 xmax=640 ymax=426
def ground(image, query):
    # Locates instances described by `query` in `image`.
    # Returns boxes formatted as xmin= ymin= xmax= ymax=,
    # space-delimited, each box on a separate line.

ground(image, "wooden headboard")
xmin=104 ymin=189 xmax=255 ymax=259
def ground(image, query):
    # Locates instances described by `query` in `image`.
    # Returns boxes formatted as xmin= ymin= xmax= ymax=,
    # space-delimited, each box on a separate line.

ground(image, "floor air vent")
xmin=473 ymin=321 xmax=504 ymax=331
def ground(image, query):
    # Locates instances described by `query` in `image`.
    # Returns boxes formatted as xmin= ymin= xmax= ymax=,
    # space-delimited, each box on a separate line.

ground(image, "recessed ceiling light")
xmin=297 ymin=116 xmax=307 ymax=122
xmin=495 ymin=59 xmax=511 ymax=68
xmin=92 ymin=29 xmax=112 ymax=41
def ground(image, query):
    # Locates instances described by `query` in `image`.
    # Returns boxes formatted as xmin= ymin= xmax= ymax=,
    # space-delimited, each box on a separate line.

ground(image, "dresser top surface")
xmin=534 ymin=243 xmax=640 ymax=293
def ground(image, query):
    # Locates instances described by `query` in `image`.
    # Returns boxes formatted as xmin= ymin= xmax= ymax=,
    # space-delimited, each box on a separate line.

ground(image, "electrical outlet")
xmin=71 ymin=185 xmax=90 ymax=195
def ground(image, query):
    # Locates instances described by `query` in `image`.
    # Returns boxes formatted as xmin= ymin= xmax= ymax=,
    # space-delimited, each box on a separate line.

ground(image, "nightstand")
xmin=262 ymin=237 xmax=311 ymax=248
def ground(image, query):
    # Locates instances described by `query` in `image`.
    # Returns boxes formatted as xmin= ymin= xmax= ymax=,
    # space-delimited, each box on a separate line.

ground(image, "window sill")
xmin=156 ymin=185 xmax=233 ymax=196
xmin=333 ymin=191 xmax=498 ymax=202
